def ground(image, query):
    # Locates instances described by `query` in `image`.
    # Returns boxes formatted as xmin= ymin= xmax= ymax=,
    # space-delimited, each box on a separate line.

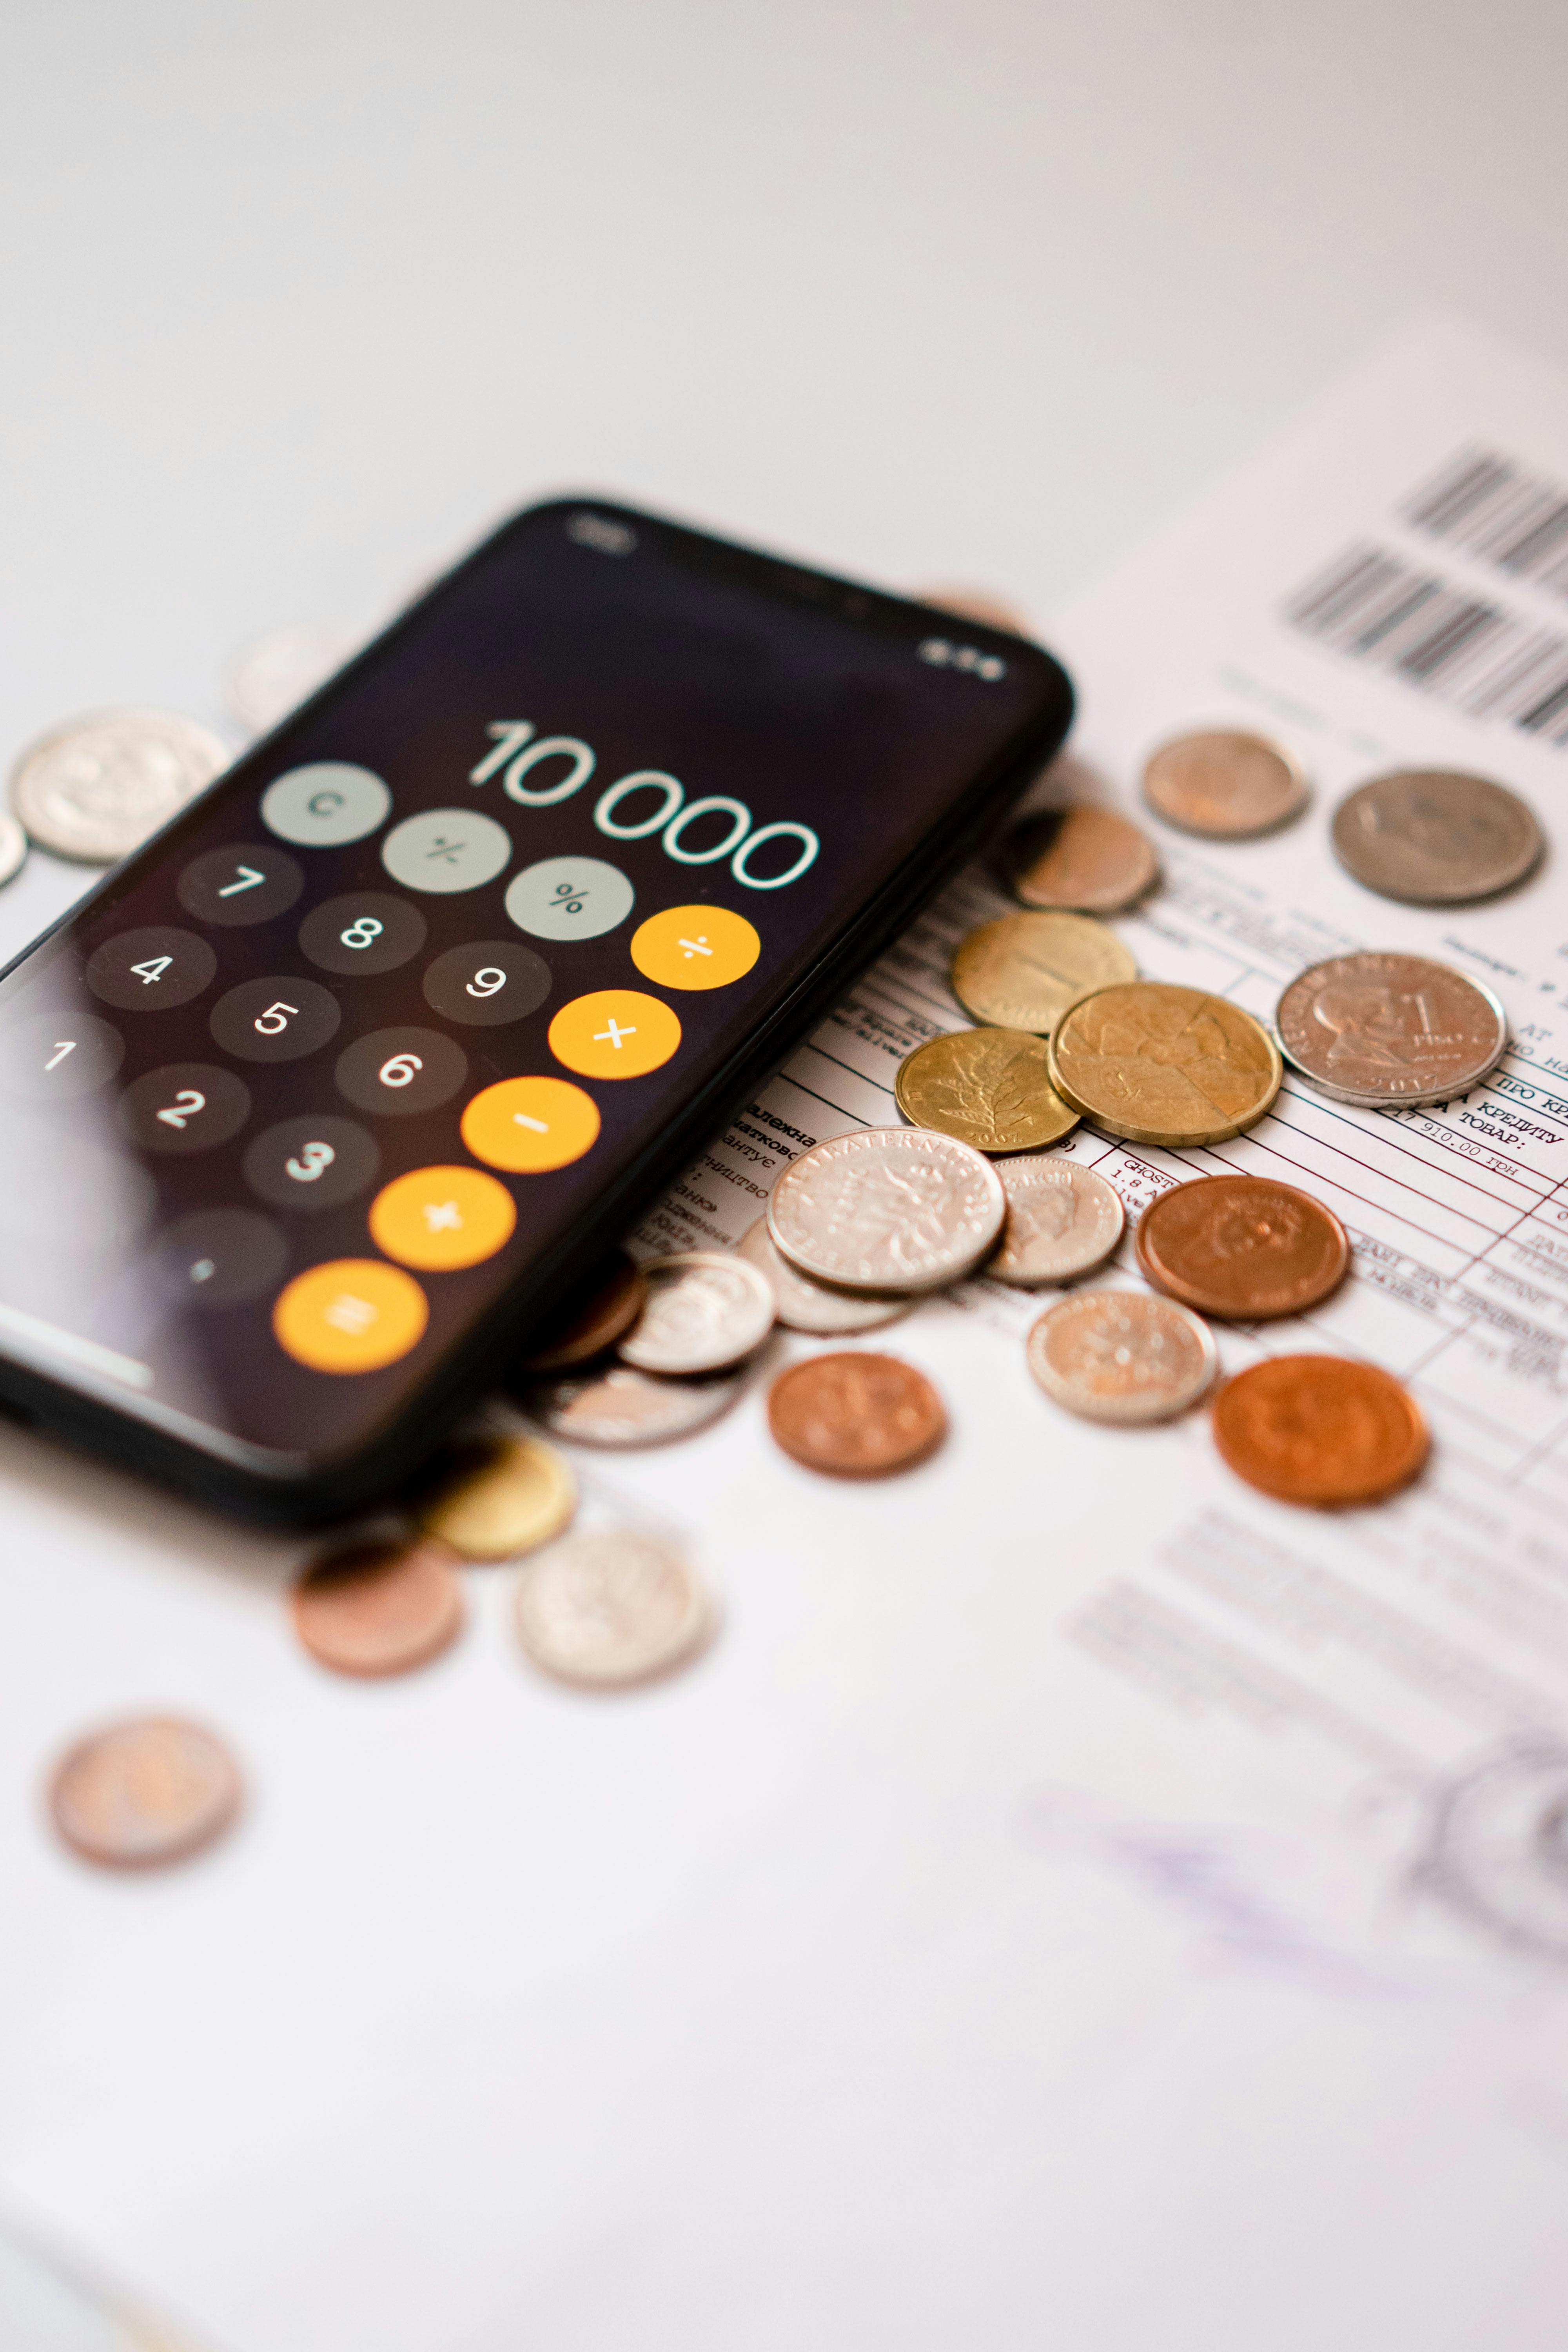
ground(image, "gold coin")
xmin=1047 ymin=980 xmax=1282 ymax=1146
xmin=415 ymin=1432 xmax=577 ymax=1561
xmin=949 ymin=911 xmax=1136 ymax=1034
xmin=894 ymin=1027 xmax=1078 ymax=1152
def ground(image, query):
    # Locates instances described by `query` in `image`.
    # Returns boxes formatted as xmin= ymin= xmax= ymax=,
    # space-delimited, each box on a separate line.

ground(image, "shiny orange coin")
xmin=369 ymin=1165 xmax=516 ymax=1271
xmin=630 ymin=905 xmax=760 ymax=991
xmin=461 ymin=1076 xmax=601 ymax=1173
xmin=273 ymin=1259 xmax=428 ymax=1374
xmin=548 ymin=989 xmax=681 ymax=1080
xmin=1212 ymin=1354 xmax=1428 ymax=1506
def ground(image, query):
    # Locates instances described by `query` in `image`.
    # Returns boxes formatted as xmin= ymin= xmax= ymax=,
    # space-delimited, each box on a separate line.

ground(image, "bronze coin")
xmin=49 ymin=1717 xmax=243 ymax=1869
xmin=1135 ymin=1175 xmax=1349 ymax=1320
xmin=512 ymin=1250 xmax=648 ymax=1373
xmin=767 ymin=1351 xmax=946 ymax=1476
xmin=1212 ymin=1354 xmax=1428 ymax=1506
xmin=1002 ymin=806 xmax=1159 ymax=913
xmin=1142 ymin=728 xmax=1308 ymax=838
xmin=292 ymin=1537 xmax=465 ymax=1677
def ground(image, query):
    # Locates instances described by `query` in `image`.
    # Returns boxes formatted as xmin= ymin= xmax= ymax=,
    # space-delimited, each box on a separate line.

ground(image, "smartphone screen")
xmin=0 ymin=501 xmax=1068 ymax=1499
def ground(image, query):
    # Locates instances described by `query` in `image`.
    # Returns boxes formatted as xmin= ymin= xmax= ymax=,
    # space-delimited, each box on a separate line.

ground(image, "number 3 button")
xmin=118 ymin=1062 xmax=251 ymax=1154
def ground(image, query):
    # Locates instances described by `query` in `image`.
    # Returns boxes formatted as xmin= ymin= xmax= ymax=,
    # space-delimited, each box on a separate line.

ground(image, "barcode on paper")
xmin=1404 ymin=448 xmax=1568 ymax=604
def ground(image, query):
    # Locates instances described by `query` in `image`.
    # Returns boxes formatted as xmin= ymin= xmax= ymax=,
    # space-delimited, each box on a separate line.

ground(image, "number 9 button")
xmin=299 ymin=892 xmax=428 ymax=976
xmin=421 ymin=939 xmax=551 ymax=1027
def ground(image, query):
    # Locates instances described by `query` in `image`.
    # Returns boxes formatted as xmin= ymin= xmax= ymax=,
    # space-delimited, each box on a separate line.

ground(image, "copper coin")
xmin=767 ymin=1351 xmax=946 ymax=1476
xmin=1135 ymin=1175 xmax=1349 ymax=1320
xmin=513 ymin=1250 xmax=648 ymax=1373
xmin=1142 ymin=728 xmax=1308 ymax=838
xmin=292 ymin=1537 xmax=465 ymax=1677
xmin=1002 ymin=806 xmax=1160 ymax=913
xmin=1212 ymin=1354 xmax=1428 ymax=1506
xmin=48 ymin=1717 xmax=242 ymax=1869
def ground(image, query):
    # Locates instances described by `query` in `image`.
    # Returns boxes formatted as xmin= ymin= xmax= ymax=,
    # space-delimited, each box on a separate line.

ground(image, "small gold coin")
xmin=949 ymin=910 xmax=1136 ymax=1034
xmin=895 ymin=1027 xmax=1078 ymax=1152
xmin=415 ymin=1432 xmax=576 ymax=1561
xmin=1048 ymin=980 xmax=1282 ymax=1146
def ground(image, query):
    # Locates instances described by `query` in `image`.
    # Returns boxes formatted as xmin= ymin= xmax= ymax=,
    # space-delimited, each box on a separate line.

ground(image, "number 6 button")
xmin=334 ymin=1026 xmax=468 ymax=1116
xmin=118 ymin=1062 xmax=251 ymax=1155
xmin=210 ymin=976 xmax=342 ymax=1062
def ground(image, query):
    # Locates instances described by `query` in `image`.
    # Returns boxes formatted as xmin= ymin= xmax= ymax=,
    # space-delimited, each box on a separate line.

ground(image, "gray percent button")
xmin=505 ymin=855 xmax=634 ymax=942
xmin=261 ymin=763 xmax=392 ymax=848
xmin=381 ymin=808 xmax=513 ymax=895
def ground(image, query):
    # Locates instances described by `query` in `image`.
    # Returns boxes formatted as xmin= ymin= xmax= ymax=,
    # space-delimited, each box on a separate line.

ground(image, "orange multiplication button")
xmin=461 ymin=1075 xmax=601 ymax=1173
xmin=368 ymin=1165 xmax=517 ymax=1271
xmin=273 ymin=1259 xmax=429 ymax=1373
xmin=630 ymin=905 xmax=760 ymax=991
xmin=547 ymin=989 xmax=681 ymax=1080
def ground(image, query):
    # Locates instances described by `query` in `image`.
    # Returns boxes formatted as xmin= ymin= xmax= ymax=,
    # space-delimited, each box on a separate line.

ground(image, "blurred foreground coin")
xmin=227 ymin=622 xmax=357 ymax=736
xmin=914 ymin=583 xmax=1029 ymax=633
xmin=417 ymin=1432 xmax=575 ymax=1559
xmin=523 ymin=1362 xmax=745 ymax=1446
xmin=1213 ymin=1354 xmax=1428 ymax=1504
xmin=768 ymin=1350 xmax=946 ymax=1475
xmin=1136 ymin=1175 xmax=1349 ymax=1319
xmin=736 ymin=1215 xmax=909 ymax=1334
xmin=617 ymin=1251 xmax=774 ymax=1374
xmin=514 ymin=1250 xmax=648 ymax=1373
xmin=292 ymin=1537 xmax=464 ymax=1676
xmin=1003 ymin=805 xmax=1158 ymax=913
xmin=987 ymin=1157 xmax=1125 ymax=1287
xmin=0 ymin=811 xmax=26 ymax=888
xmin=950 ymin=909 xmax=1136 ymax=1034
xmin=10 ymin=710 xmax=228 ymax=862
xmin=515 ymin=1530 xmax=714 ymax=1687
xmin=768 ymin=1127 xmax=1005 ymax=1292
xmin=1027 ymin=1290 xmax=1217 ymax=1423
xmin=49 ymin=1717 xmax=241 ymax=1869
xmin=895 ymin=1026 xmax=1078 ymax=1152
xmin=1142 ymin=728 xmax=1308 ymax=838
xmin=1049 ymin=981 xmax=1281 ymax=1146
xmin=1331 ymin=769 xmax=1542 ymax=904
xmin=1275 ymin=952 xmax=1508 ymax=1107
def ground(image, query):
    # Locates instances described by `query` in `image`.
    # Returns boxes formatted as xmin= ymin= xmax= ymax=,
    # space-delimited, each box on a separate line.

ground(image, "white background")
xmin=3 ymin=6 xmax=1568 ymax=2347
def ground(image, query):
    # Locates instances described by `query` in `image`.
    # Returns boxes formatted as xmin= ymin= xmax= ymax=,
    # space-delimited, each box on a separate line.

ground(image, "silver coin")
xmin=514 ymin=1528 xmax=715 ymax=1688
xmin=227 ymin=622 xmax=356 ymax=736
xmin=735 ymin=1216 xmax=910 ymax=1334
xmin=616 ymin=1251 xmax=775 ymax=1374
xmin=1025 ymin=1288 xmax=1217 ymax=1423
xmin=767 ymin=1126 xmax=1005 ymax=1294
xmin=1331 ymin=769 xmax=1543 ymax=904
xmin=986 ymin=1158 xmax=1126 ymax=1287
xmin=1275 ymin=952 xmax=1508 ymax=1107
xmin=521 ymin=1361 xmax=744 ymax=1447
xmin=10 ymin=710 xmax=229 ymax=863
xmin=1422 ymin=1746 xmax=1568 ymax=1961
xmin=0 ymin=809 xmax=26 ymax=887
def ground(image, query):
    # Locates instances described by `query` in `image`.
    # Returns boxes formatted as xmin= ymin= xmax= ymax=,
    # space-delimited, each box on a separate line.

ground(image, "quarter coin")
xmin=617 ymin=1251 xmax=775 ymax=1374
xmin=895 ymin=1026 xmax=1079 ymax=1152
xmin=1330 ymin=769 xmax=1543 ymax=904
xmin=514 ymin=1529 xmax=715 ymax=1687
xmin=950 ymin=909 xmax=1136 ymax=1034
xmin=768 ymin=1350 xmax=946 ymax=1475
xmin=1027 ymin=1289 xmax=1217 ymax=1423
xmin=1049 ymin=981 xmax=1282 ymax=1146
xmin=1002 ymin=805 xmax=1159 ymax=913
xmin=768 ymin=1126 xmax=1005 ymax=1293
xmin=292 ymin=1537 xmax=464 ymax=1676
xmin=1275 ymin=952 xmax=1508 ymax=1107
xmin=513 ymin=1250 xmax=648 ymax=1372
xmin=1136 ymin=1175 xmax=1349 ymax=1319
xmin=522 ymin=1363 xmax=745 ymax=1447
xmin=735 ymin=1216 xmax=909 ymax=1334
xmin=48 ymin=1717 xmax=242 ymax=1869
xmin=10 ymin=710 xmax=229 ymax=862
xmin=416 ymin=1433 xmax=577 ymax=1560
xmin=987 ymin=1157 xmax=1126 ymax=1287
xmin=1212 ymin=1354 xmax=1428 ymax=1504
xmin=1142 ymin=728 xmax=1308 ymax=838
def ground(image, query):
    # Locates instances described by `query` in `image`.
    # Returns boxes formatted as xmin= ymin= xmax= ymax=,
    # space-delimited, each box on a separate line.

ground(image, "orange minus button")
xmin=461 ymin=1076 xmax=601 ymax=1173
xmin=548 ymin=989 xmax=681 ymax=1080
xmin=274 ymin=1259 xmax=428 ymax=1374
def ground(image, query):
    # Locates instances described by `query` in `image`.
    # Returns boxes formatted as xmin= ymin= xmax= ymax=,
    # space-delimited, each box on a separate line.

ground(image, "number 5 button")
xmin=210 ymin=976 xmax=342 ymax=1062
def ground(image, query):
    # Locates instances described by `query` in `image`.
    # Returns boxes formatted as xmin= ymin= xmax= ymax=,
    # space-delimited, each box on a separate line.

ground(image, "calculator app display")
xmin=0 ymin=504 xmax=1048 ymax=1471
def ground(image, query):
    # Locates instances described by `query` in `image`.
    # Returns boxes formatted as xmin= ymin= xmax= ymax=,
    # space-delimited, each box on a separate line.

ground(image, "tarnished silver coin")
xmin=1025 ymin=1288 xmax=1217 ymax=1423
xmin=521 ymin=1361 xmax=744 ymax=1447
xmin=616 ymin=1250 xmax=774 ymax=1374
xmin=1275 ymin=952 xmax=1508 ymax=1106
xmin=1331 ymin=769 xmax=1543 ymax=904
xmin=987 ymin=1158 xmax=1126 ymax=1287
xmin=1421 ymin=1746 xmax=1568 ymax=1961
xmin=736 ymin=1216 xmax=910 ymax=1334
xmin=0 ymin=810 xmax=26 ymax=887
xmin=767 ymin=1126 xmax=1005 ymax=1294
xmin=514 ymin=1528 xmax=715 ymax=1687
xmin=10 ymin=710 xmax=229 ymax=862
xmin=227 ymin=623 xmax=357 ymax=737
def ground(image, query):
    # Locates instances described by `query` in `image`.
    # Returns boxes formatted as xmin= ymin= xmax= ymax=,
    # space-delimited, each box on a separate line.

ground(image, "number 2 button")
xmin=118 ymin=1063 xmax=251 ymax=1155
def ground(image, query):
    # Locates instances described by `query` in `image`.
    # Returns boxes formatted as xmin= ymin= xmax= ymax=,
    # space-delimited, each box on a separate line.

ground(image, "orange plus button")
xmin=548 ymin=989 xmax=681 ymax=1080
xmin=273 ymin=1259 xmax=428 ymax=1373
xmin=461 ymin=1075 xmax=601 ymax=1172
xmin=369 ymin=1165 xmax=516 ymax=1271
xmin=630 ymin=904 xmax=760 ymax=991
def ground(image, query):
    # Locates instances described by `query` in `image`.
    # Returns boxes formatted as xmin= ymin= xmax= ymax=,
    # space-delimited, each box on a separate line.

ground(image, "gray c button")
xmin=261 ymin=763 xmax=392 ymax=848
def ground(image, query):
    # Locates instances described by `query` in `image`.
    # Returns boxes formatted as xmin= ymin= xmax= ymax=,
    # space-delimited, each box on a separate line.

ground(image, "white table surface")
xmin=3 ymin=6 xmax=1568 ymax=2347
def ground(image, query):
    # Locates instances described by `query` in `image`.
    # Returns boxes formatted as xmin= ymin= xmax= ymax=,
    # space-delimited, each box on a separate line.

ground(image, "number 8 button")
xmin=299 ymin=892 xmax=428 ymax=976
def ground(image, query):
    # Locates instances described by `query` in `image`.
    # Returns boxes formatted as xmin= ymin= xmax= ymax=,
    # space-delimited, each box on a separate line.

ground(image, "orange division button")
xmin=548 ymin=989 xmax=681 ymax=1080
xmin=630 ymin=904 xmax=760 ymax=991
xmin=461 ymin=1075 xmax=601 ymax=1173
xmin=369 ymin=1165 xmax=516 ymax=1271
xmin=274 ymin=1258 xmax=428 ymax=1374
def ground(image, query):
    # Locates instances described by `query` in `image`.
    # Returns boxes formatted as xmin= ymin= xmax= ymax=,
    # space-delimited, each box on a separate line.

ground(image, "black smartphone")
xmin=0 ymin=499 xmax=1073 ymax=1524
